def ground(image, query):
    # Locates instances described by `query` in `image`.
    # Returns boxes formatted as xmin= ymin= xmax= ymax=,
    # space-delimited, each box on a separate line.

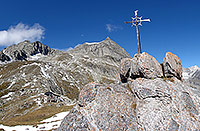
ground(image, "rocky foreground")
xmin=58 ymin=52 xmax=200 ymax=130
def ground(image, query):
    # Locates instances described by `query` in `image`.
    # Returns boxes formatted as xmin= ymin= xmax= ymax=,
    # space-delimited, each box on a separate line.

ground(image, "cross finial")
xmin=125 ymin=10 xmax=150 ymax=54
xmin=134 ymin=10 xmax=138 ymax=16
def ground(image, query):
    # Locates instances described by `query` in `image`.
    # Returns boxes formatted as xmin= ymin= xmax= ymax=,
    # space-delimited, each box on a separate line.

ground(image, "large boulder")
xmin=58 ymin=78 xmax=200 ymax=130
xmin=120 ymin=52 xmax=163 ymax=82
xmin=58 ymin=82 xmax=138 ymax=130
xmin=163 ymin=52 xmax=182 ymax=80
xmin=119 ymin=58 xmax=132 ymax=83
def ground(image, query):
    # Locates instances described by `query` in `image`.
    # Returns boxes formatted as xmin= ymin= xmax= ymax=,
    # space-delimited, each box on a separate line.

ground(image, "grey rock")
xmin=58 ymin=78 xmax=200 ymax=130
xmin=0 ymin=40 xmax=58 ymax=62
xmin=119 ymin=58 xmax=132 ymax=83
xmin=163 ymin=52 xmax=182 ymax=80
xmin=120 ymin=52 xmax=163 ymax=82
xmin=58 ymin=82 xmax=138 ymax=131
xmin=167 ymin=119 xmax=179 ymax=131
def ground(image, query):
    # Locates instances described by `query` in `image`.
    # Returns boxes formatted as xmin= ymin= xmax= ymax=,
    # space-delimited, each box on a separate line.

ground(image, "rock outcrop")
xmin=0 ymin=40 xmax=58 ymax=62
xmin=120 ymin=52 xmax=163 ymax=82
xmin=163 ymin=52 xmax=182 ymax=80
xmin=58 ymin=52 xmax=200 ymax=130
xmin=58 ymin=78 xmax=200 ymax=130
xmin=0 ymin=53 xmax=10 ymax=62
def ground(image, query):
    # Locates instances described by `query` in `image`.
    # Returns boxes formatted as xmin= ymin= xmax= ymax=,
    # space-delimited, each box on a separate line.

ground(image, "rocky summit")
xmin=58 ymin=52 xmax=200 ymax=130
xmin=0 ymin=38 xmax=199 ymax=130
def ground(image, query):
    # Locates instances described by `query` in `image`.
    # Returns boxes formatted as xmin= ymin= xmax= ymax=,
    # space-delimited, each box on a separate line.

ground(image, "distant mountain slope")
xmin=0 ymin=40 xmax=59 ymax=62
xmin=0 ymin=37 xmax=130 ymax=126
xmin=183 ymin=65 xmax=200 ymax=90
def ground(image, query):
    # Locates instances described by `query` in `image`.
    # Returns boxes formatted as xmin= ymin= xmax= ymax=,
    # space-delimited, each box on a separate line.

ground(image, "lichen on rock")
xmin=163 ymin=52 xmax=183 ymax=80
xmin=120 ymin=52 xmax=163 ymax=82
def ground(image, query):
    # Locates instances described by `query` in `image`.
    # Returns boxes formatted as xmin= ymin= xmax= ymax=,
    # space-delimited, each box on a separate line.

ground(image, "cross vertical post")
xmin=125 ymin=10 xmax=150 ymax=54
xmin=135 ymin=20 xmax=141 ymax=54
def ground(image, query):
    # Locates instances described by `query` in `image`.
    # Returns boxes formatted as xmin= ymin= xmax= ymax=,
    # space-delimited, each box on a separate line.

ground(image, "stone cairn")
xmin=119 ymin=52 xmax=182 ymax=83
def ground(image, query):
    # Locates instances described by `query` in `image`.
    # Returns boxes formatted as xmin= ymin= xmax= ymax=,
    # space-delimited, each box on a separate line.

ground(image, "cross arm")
xmin=140 ymin=19 xmax=151 ymax=22
xmin=124 ymin=21 xmax=132 ymax=24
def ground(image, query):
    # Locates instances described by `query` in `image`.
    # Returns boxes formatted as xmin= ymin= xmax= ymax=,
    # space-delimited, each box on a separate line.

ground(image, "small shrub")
xmin=163 ymin=77 xmax=174 ymax=83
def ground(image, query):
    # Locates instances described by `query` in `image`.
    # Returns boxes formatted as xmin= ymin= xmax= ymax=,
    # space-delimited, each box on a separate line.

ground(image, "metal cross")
xmin=125 ymin=10 xmax=150 ymax=54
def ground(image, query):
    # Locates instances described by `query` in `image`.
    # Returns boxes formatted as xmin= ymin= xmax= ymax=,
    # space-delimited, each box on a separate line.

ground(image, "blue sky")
xmin=0 ymin=0 xmax=200 ymax=67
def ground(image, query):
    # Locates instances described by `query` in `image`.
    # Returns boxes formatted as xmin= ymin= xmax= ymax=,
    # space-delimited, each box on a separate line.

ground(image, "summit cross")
xmin=125 ymin=10 xmax=150 ymax=54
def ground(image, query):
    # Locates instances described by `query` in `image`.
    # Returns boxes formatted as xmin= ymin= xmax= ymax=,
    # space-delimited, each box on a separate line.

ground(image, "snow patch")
xmin=21 ymin=73 xmax=26 ymax=77
xmin=0 ymin=111 xmax=70 ymax=131
xmin=27 ymin=53 xmax=46 ymax=61
xmin=40 ymin=66 xmax=50 ymax=78
xmin=189 ymin=65 xmax=200 ymax=72
xmin=1 ymin=92 xmax=13 ymax=98
xmin=41 ymin=111 xmax=69 ymax=123
xmin=33 ymin=79 xmax=37 ymax=82
xmin=62 ymin=76 xmax=67 ymax=81
xmin=85 ymin=42 xmax=99 ymax=45
xmin=7 ymin=81 xmax=15 ymax=89
xmin=20 ymin=62 xmax=41 ymax=69
xmin=182 ymin=72 xmax=189 ymax=79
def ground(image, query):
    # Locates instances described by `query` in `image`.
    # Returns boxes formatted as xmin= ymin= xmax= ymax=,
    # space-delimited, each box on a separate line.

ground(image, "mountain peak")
xmin=0 ymin=41 xmax=57 ymax=62
xmin=70 ymin=38 xmax=131 ymax=61
xmin=105 ymin=36 xmax=111 ymax=40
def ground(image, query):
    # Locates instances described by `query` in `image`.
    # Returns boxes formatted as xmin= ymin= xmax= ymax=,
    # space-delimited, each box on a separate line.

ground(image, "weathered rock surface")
xmin=58 ymin=82 xmax=138 ymax=130
xmin=58 ymin=78 xmax=200 ymax=130
xmin=163 ymin=52 xmax=182 ymax=80
xmin=120 ymin=52 xmax=163 ymax=82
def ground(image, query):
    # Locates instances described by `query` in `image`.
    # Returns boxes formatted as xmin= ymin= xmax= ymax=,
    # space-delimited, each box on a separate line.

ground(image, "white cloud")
xmin=0 ymin=23 xmax=45 ymax=46
xmin=106 ymin=24 xmax=123 ymax=32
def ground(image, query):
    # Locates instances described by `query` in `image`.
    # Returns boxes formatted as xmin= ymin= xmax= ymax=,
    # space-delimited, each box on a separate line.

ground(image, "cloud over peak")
xmin=0 ymin=23 xmax=45 ymax=46
xmin=106 ymin=24 xmax=123 ymax=32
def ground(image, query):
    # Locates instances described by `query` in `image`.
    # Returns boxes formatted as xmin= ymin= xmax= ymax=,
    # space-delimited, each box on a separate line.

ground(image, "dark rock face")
xmin=120 ymin=52 xmax=163 ymax=82
xmin=0 ymin=40 xmax=57 ymax=62
xmin=163 ymin=52 xmax=182 ymax=80
xmin=0 ymin=53 xmax=10 ymax=62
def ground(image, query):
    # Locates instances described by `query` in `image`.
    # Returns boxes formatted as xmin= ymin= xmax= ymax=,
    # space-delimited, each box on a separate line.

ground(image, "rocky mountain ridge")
xmin=0 ymin=40 xmax=59 ymax=62
xmin=0 ymin=38 xmax=199 ymax=130
xmin=58 ymin=52 xmax=200 ymax=130
xmin=0 ymin=37 xmax=130 ymax=127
